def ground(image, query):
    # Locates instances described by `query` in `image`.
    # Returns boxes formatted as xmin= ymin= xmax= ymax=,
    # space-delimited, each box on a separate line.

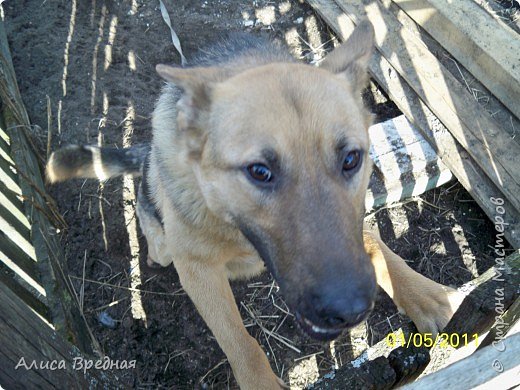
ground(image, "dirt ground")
xmin=4 ymin=0 xmax=514 ymax=389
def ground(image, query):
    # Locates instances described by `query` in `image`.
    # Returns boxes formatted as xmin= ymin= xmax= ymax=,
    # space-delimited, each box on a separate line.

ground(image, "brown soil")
xmin=4 ymin=1 xmax=512 ymax=389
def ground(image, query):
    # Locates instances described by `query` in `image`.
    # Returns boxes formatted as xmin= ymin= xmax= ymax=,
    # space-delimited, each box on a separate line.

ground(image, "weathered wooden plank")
xmin=391 ymin=0 xmax=520 ymax=121
xmin=446 ymin=250 xmax=519 ymax=336
xmin=402 ymin=332 xmax=520 ymax=390
xmin=0 ymin=134 xmax=10 ymax=156
xmin=380 ymin=0 xmax=520 ymax=143
xmin=0 ymin=204 xmax=31 ymax=248
xmin=0 ymin=201 xmax=31 ymax=243
xmin=422 ymin=250 xmax=520 ymax=376
xmin=0 ymin=349 xmax=54 ymax=390
xmin=306 ymin=0 xmax=520 ymax=248
xmin=0 ymin=191 xmax=36 ymax=262
xmin=0 ymin=154 xmax=18 ymax=184
xmin=0 ymin=283 xmax=125 ymax=389
xmin=0 ymin=262 xmax=49 ymax=321
xmin=477 ymin=296 xmax=520 ymax=351
xmin=312 ymin=322 xmax=429 ymax=389
xmin=0 ymin=231 xmax=38 ymax=282
xmin=366 ymin=115 xmax=453 ymax=211
xmin=0 ymin=177 xmax=25 ymax=215
xmin=0 ymin=20 xmax=98 ymax=355
xmin=332 ymin=0 xmax=520 ymax=214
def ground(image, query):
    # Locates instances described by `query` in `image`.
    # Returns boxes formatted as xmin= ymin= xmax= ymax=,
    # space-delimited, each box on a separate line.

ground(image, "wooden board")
xmin=332 ymin=0 xmax=520 ymax=214
xmin=411 ymin=250 xmax=519 ymax=377
xmin=306 ymin=0 xmax=520 ymax=248
xmin=392 ymin=0 xmax=520 ymax=121
xmin=0 ymin=20 xmax=99 ymax=355
xmin=402 ymin=332 xmax=520 ymax=389
xmin=313 ymin=322 xmax=428 ymax=389
xmin=0 ymin=283 xmax=124 ymax=389
xmin=366 ymin=115 xmax=453 ymax=211
xmin=477 ymin=297 xmax=520 ymax=351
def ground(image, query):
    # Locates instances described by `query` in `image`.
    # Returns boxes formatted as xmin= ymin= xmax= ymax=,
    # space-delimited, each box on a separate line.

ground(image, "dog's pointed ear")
xmin=156 ymin=65 xmax=240 ymax=157
xmin=156 ymin=65 xmax=220 ymax=131
xmin=156 ymin=64 xmax=244 ymax=126
xmin=320 ymin=20 xmax=374 ymax=92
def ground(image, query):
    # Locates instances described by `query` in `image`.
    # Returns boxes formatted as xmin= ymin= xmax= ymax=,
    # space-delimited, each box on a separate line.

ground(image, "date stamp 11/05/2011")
xmin=386 ymin=332 xmax=479 ymax=349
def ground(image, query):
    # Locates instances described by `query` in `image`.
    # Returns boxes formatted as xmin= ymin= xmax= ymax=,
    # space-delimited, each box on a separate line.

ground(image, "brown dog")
xmin=47 ymin=21 xmax=462 ymax=388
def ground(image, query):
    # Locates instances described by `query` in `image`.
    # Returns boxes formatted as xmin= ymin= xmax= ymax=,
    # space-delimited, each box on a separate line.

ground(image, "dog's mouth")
xmin=294 ymin=312 xmax=344 ymax=341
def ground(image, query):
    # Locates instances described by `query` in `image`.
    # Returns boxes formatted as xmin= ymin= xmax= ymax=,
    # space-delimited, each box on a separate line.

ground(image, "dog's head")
xmin=157 ymin=22 xmax=377 ymax=340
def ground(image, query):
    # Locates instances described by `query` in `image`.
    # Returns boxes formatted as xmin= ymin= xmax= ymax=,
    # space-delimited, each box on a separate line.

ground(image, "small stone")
xmin=98 ymin=311 xmax=117 ymax=329
xmin=323 ymin=371 xmax=336 ymax=380
xmin=295 ymin=17 xmax=304 ymax=24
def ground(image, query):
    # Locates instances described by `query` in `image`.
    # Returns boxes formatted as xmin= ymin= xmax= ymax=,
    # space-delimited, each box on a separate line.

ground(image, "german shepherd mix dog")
xmin=47 ymin=22 xmax=462 ymax=389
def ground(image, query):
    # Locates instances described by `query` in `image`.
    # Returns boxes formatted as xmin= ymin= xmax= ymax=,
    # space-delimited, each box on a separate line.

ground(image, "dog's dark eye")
xmin=343 ymin=150 xmax=361 ymax=172
xmin=247 ymin=163 xmax=272 ymax=183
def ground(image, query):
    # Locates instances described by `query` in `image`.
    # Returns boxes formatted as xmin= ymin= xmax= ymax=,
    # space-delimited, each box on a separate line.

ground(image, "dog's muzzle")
xmin=290 ymin=262 xmax=377 ymax=341
xmin=294 ymin=299 xmax=374 ymax=341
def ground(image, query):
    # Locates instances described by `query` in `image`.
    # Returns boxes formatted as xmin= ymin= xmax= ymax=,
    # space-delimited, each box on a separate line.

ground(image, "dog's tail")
xmin=46 ymin=144 xmax=150 ymax=183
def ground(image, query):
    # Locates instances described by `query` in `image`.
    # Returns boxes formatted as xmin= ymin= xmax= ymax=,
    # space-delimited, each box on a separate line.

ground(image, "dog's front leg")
xmin=173 ymin=259 xmax=284 ymax=389
xmin=363 ymin=227 xmax=464 ymax=335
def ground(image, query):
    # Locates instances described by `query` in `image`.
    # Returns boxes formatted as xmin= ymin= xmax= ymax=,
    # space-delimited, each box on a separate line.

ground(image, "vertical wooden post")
xmin=0 ymin=20 xmax=99 ymax=355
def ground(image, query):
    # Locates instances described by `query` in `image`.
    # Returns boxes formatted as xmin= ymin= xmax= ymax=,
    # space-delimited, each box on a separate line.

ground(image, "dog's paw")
xmin=396 ymin=281 xmax=464 ymax=336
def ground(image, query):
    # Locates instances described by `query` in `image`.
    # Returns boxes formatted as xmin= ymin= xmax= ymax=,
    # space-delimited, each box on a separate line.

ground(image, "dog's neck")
xmin=148 ymin=83 xmax=237 ymax=239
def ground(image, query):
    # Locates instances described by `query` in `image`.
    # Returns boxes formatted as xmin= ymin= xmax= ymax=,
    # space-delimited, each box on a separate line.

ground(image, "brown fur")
xmin=148 ymin=21 xmax=462 ymax=388
xmin=47 ymin=21 xmax=463 ymax=389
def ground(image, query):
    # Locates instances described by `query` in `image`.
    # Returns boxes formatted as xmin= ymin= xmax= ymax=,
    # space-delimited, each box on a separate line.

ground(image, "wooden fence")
xmin=0 ymin=19 xmax=120 ymax=387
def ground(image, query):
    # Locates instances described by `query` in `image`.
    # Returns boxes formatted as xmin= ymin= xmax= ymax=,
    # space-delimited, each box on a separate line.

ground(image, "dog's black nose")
xmin=311 ymin=287 xmax=375 ymax=328
xmin=314 ymin=297 xmax=373 ymax=328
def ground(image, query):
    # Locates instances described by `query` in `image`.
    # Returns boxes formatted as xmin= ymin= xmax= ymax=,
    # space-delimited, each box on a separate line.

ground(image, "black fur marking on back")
xmin=187 ymin=32 xmax=294 ymax=68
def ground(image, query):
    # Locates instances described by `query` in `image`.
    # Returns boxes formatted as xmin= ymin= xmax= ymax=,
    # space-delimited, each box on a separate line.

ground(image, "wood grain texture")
xmin=402 ymin=332 xmax=520 ymax=390
xmin=422 ymin=250 xmax=520 ymax=376
xmin=392 ymin=0 xmax=520 ymax=120
xmin=0 ymin=20 xmax=99 ymax=354
xmin=366 ymin=115 xmax=452 ymax=211
xmin=333 ymin=0 xmax=520 ymax=213
xmin=0 ymin=283 xmax=125 ymax=389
